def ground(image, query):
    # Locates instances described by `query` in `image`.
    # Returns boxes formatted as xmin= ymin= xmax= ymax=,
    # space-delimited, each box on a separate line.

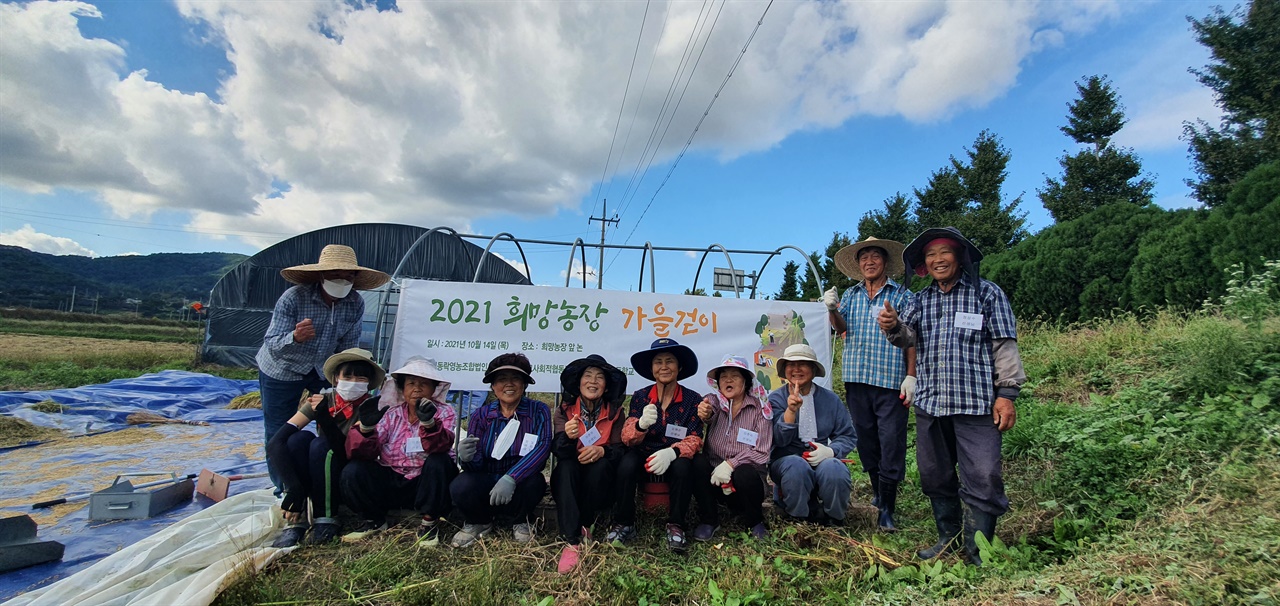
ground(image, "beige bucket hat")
xmin=774 ymin=343 xmax=827 ymax=378
xmin=833 ymin=237 xmax=906 ymax=281
xmin=280 ymin=244 xmax=390 ymax=290
xmin=322 ymin=347 xmax=386 ymax=389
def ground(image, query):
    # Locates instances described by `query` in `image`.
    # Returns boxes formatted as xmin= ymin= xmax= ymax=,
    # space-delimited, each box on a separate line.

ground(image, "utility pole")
xmin=587 ymin=199 xmax=619 ymax=289
xmin=69 ymin=286 xmax=76 ymax=313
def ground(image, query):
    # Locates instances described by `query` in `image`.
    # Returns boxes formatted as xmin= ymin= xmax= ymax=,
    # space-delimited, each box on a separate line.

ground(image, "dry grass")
xmin=0 ymin=415 xmax=64 ymax=447
xmin=227 ymin=392 xmax=261 ymax=409
xmin=28 ymin=399 xmax=66 ymax=413
xmin=0 ymin=333 xmax=195 ymax=366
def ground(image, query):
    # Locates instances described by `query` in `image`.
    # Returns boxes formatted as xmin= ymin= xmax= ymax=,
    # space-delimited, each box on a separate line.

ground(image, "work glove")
xmin=489 ymin=475 xmax=517 ymax=506
xmin=280 ymin=490 xmax=306 ymax=515
xmin=645 ymin=447 xmax=678 ymax=475
xmin=822 ymin=287 xmax=840 ymax=311
xmin=710 ymin=460 xmax=734 ymax=486
xmin=458 ymin=435 xmax=480 ymax=463
xmin=357 ymin=397 xmax=386 ymax=431
xmin=637 ymin=403 xmax=659 ymax=430
xmin=802 ymin=441 xmax=835 ymax=468
xmin=899 ymin=376 xmax=917 ymax=407
xmin=415 ymin=398 xmax=438 ymax=428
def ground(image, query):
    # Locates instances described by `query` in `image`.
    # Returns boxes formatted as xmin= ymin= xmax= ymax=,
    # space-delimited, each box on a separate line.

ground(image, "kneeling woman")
xmin=694 ymin=355 xmax=774 ymax=541
xmin=339 ymin=356 xmax=458 ymax=546
xmin=266 ymin=348 xmax=384 ymax=547
xmin=552 ymin=354 xmax=627 ymax=573
xmin=450 ymin=353 xmax=552 ymax=548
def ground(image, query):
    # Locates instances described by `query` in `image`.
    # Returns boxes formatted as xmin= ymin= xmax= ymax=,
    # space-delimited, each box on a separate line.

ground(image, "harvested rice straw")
xmin=226 ymin=391 xmax=262 ymax=409
xmin=125 ymin=411 xmax=210 ymax=426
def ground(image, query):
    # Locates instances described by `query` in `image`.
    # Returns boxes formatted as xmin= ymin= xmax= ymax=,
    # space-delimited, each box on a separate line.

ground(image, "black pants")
xmin=340 ymin=454 xmax=458 ymax=524
xmin=284 ymin=430 xmax=346 ymax=520
xmin=846 ymin=382 xmax=910 ymax=483
xmin=692 ymin=457 xmax=766 ymax=527
xmin=915 ymin=408 xmax=1008 ymax=516
xmin=614 ymin=448 xmax=696 ymax=528
xmin=550 ymin=456 xmax=616 ymax=544
xmin=449 ymin=471 xmax=547 ymax=525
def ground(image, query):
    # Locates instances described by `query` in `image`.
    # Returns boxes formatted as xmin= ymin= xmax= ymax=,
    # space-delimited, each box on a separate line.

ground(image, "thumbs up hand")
xmin=878 ymin=300 xmax=899 ymax=332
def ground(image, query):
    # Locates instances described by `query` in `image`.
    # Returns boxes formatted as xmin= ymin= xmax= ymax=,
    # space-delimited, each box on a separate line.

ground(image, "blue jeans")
xmin=769 ymin=455 xmax=852 ymax=521
xmin=260 ymin=369 xmax=329 ymax=492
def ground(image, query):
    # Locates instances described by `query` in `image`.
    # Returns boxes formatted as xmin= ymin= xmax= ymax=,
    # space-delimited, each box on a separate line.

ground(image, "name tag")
xmin=519 ymin=432 xmax=539 ymax=456
xmin=665 ymin=424 xmax=688 ymax=440
xmin=954 ymin=312 xmax=983 ymax=330
xmin=579 ymin=425 xmax=602 ymax=446
xmin=403 ymin=438 xmax=424 ymax=454
xmin=736 ymin=427 xmax=758 ymax=447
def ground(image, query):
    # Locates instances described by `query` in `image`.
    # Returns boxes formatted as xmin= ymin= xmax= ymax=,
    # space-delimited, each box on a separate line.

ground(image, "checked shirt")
xmin=839 ymin=279 xmax=912 ymax=390
xmin=256 ymin=283 xmax=364 ymax=382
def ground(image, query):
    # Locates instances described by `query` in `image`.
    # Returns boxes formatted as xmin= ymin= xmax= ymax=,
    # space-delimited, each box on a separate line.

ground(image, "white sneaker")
xmin=513 ymin=522 xmax=534 ymax=544
xmin=451 ymin=522 xmax=493 ymax=548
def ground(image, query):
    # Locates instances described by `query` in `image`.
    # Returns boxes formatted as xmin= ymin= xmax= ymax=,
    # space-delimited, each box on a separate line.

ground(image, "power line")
xmin=587 ymin=0 xmax=652 ymax=226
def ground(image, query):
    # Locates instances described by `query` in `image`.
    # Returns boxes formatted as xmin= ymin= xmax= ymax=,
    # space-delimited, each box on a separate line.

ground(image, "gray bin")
xmin=89 ymin=473 xmax=195 ymax=521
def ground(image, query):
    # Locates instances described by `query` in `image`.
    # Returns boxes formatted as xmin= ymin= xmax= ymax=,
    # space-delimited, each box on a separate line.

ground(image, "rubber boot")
xmin=869 ymin=475 xmax=881 ymax=508
xmin=962 ymin=505 xmax=999 ymax=566
xmin=916 ymin=497 xmax=961 ymax=560
xmin=876 ymin=479 xmax=899 ymax=532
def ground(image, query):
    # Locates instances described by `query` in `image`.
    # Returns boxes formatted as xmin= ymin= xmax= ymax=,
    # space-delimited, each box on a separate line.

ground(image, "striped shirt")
xmin=256 ymin=283 xmax=364 ymax=381
xmin=460 ymin=397 xmax=552 ymax=483
xmin=701 ymin=394 xmax=773 ymax=469
xmin=839 ymin=279 xmax=912 ymax=389
xmin=896 ymin=274 xmax=1018 ymax=416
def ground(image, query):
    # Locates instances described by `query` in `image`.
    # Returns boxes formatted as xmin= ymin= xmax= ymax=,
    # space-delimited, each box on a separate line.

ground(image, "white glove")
xmin=710 ymin=460 xmax=733 ymax=486
xmin=802 ymin=441 xmax=834 ymax=468
xmin=637 ymin=403 xmax=659 ymax=430
xmin=899 ymin=375 xmax=917 ymax=406
xmin=822 ymin=287 xmax=839 ymax=311
xmin=645 ymin=447 xmax=678 ymax=475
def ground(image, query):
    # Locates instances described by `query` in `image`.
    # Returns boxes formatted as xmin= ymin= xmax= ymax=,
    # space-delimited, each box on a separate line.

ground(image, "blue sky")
xmin=0 ymin=0 xmax=1224 ymax=295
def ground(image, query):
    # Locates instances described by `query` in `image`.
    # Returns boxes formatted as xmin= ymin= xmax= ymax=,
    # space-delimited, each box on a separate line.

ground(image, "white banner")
xmin=388 ymin=280 xmax=833 ymax=394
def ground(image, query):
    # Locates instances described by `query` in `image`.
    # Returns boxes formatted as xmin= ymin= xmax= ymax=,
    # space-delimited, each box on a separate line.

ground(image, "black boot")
xmin=916 ymin=497 xmax=961 ymax=560
xmin=962 ymin=505 xmax=998 ymax=566
xmin=876 ymin=480 xmax=899 ymax=532
xmin=869 ymin=475 xmax=881 ymax=508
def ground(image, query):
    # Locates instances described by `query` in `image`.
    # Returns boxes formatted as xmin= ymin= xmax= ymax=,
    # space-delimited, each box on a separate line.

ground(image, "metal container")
xmin=89 ymin=472 xmax=194 ymax=521
xmin=0 ymin=515 xmax=64 ymax=573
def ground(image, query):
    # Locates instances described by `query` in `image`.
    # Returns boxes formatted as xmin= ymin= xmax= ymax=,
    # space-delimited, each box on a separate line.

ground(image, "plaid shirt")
xmin=897 ymin=274 xmax=1018 ymax=416
xmin=459 ymin=397 xmax=552 ymax=483
xmin=346 ymin=401 xmax=457 ymax=480
xmin=255 ymin=283 xmax=364 ymax=381
xmin=839 ymin=279 xmax=912 ymax=389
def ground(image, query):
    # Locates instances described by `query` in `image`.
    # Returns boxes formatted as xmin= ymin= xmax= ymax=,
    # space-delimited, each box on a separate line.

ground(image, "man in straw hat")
xmin=256 ymin=244 xmax=390 ymax=493
xmin=877 ymin=227 xmax=1026 ymax=566
xmin=822 ymin=236 xmax=917 ymax=532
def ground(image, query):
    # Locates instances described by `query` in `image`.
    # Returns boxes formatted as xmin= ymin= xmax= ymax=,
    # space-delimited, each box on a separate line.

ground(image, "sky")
xmin=0 ymin=0 xmax=1227 ymax=296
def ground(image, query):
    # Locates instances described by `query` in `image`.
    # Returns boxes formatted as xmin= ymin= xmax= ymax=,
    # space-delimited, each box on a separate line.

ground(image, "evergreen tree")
xmin=1184 ymin=0 xmax=1280 ymax=207
xmin=799 ymin=251 xmax=823 ymax=301
xmin=856 ymin=193 xmax=917 ymax=244
xmin=913 ymin=131 xmax=1027 ymax=255
xmin=820 ymin=232 xmax=857 ymax=294
xmin=774 ymin=260 xmax=801 ymax=301
xmin=1041 ymin=76 xmax=1155 ymax=222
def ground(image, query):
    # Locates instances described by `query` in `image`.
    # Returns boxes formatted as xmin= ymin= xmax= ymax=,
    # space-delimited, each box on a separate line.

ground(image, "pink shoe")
xmin=557 ymin=544 xmax=581 ymax=574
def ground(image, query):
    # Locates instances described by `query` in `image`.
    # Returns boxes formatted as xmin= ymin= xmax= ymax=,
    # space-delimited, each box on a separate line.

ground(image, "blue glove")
xmin=489 ymin=475 xmax=517 ymax=506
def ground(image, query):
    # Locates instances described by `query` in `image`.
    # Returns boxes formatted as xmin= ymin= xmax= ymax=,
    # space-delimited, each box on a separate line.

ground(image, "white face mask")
xmin=322 ymin=279 xmax=353 ymax=299
xmin=335 ymin=380 xmax=368 ymax=401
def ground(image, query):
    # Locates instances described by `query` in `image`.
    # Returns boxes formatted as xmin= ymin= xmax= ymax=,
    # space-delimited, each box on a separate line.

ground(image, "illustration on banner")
xmin=752 ymin=305 xmax=809 ymax=391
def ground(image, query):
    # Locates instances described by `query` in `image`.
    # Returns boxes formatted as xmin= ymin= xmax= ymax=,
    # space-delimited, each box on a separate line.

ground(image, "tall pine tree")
xmin=857 ymin=192 xmax=917 ymax=244
xmin=774 ymin=260 xmax=802 ymax=301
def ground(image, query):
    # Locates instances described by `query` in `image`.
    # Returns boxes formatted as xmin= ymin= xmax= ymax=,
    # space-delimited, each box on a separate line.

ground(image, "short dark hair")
xmin=335 ymin=360 xmax=376 ymax=382
xmin=393 ymin=373 xmax=439 ymax=392
xmin=856 ymin=246 xmax=888 ymax=261
xmin=715 ymin=367 xmax=754 ymax=389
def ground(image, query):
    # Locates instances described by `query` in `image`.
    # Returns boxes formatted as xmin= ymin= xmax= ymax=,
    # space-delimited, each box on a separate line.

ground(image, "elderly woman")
xmin=450 ymin=353 xmax=552 ymax=548
xmin=265 ymin=348 xmax=384 ymax=547
xmin=767 ymin=344 xmax=858 ymax=526
xmin=609 ymin=338 xmax=705 ymax=553
xmin=693 ymin=355 xmax=774 ymax=541
xmin=339 ymin=356 xmax=458 ymax=546
xmin=552 ymin=354 xmax=627 ymax=573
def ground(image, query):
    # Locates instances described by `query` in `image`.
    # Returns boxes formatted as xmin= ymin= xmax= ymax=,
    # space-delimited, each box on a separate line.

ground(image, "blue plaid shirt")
xmin=896 ymin=274 xmax=1018 ymax=416
xmin=255 ymin=283 xmax=364 ymax=381
xmin=839 ymin=279 xmax=912 ymax=390
xmin=460 ymin=397 xmax=552 ymax=483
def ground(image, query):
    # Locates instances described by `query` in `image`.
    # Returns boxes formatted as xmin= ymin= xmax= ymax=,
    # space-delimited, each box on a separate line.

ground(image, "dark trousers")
xmin=284 ymin=430 xmax=346 ymax=520
xmin=260 ymin=369 xmax=329 ymax=491
xmin=341 ymin=454 xmax=458 ymax=524
xmin=915 ymin=408 xmax=1009 ymax=516
xmin=614 ymin=448 xmax=696 ymax=528
xmin=692 ymin=457 xmax=766 ymax=527
xmin=551 ymin=457 xmax=616 ymax=544
xmin=846 ymin=382 xmax=909 ymax=483
xmin=449 ymin=471 xmax=547 ymax=525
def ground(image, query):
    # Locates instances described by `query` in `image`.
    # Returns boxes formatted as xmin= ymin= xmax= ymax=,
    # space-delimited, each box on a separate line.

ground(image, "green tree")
xmin=912 ymin=131 xmax=1027 ymax=255
xmin=1184 ymin=0 xmax=1280 ymax=207
xmin=799 ymin=251 xmax=823 ymax=301
xmin=856 ymin=192 xmax=917 ymax=244
xmin=774 ymin=260 xmax=802 ymax=301
xmin=1040 ymin=76 xmax=1155 ymax=222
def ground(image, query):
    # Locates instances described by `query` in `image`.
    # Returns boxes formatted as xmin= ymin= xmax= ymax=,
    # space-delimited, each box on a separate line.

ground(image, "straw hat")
xmin=774 ymin=343 xmax=827 ymax=378
xmin=322 ymin=348 xmax=386 ymax=389
xmin=833 ymin=237 xmax=906 ymax=281
xmin=280 ymin=245 xmax=390 ymax=290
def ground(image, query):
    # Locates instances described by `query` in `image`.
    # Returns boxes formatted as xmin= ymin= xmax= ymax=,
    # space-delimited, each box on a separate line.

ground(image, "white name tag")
xmin=954 ymin=312 xmax=983 ymax=330
xmin=579 ymin=425 xmax=602 ymax=446
xmin=519 ymin=432 xmax=539 ymax=456
xmin=403 ymin=438 xmax=424 ymax=454
xmin=665 ymin=424 xmax=688 ymax=440
xmin=736 ymin=427 xmax=758 ymax=447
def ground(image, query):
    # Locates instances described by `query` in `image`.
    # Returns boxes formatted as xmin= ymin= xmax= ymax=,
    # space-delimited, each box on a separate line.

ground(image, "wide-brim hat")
xmin=561 ymin=354 xmax=627 ymax=403
xmin=280 ymin=244 xmax=391 ymax=291
xmin=630 ymin=338 xmax=698 ymax=382
xmin=483 ymin=352 xmax=536 ymax=385
xmin=388 ymin=356 xmax=452 ymax=400
xmin=774 ymin=343 xmax=827 ymax=378
xmin=705 ymin=354 xmax=755 ymax=385
xmin=834 ymin=237 xmax=906 ymax=281
xmin=322 ymin=347 xmax=386 ymax=390
xmin=902 ymin=227 xmax=983 ymax=287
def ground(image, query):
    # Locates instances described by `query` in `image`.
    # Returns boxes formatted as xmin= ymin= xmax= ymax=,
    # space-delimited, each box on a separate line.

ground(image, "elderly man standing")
xmin=877 ymin=227 xmax=1026 ymax=565
xmin=822 ymin=237 xmax=916 ymax=532
xmin=256 ymin=244 xmax=389 ymax=491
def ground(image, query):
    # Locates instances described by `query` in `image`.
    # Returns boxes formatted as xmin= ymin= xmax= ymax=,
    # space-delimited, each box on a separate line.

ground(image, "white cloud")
xmin=0 ymin=224 xmax=96 ymax=256
xmin=1109 ymin=22 xmax=1222 ymax=151
xmin=3 ymin=0 xmax=1124 ymax=242
xmin=560 ymin=259 xmax=598 ymax=287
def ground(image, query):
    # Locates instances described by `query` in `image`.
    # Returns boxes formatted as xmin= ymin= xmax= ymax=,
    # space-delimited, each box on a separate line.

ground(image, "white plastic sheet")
xmin=4 ymin=490 xmax=289 ymax=606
